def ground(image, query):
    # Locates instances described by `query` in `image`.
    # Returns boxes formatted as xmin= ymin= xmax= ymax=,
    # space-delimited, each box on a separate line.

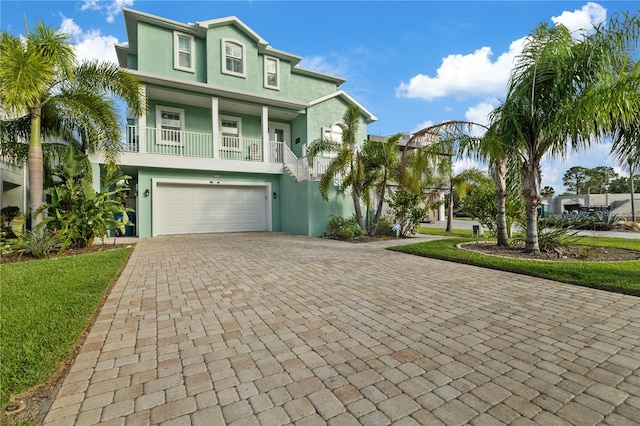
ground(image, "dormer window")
xmin=222 ymin=39 xmax=246 ymax=77
xmin=174 ymin=32 xmax=194 ymax=72
xmin=264 ymin=56 xmax=280 ymax=90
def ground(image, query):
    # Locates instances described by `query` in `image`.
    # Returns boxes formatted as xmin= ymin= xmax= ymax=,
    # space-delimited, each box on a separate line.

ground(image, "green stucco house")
xmin=91 ymin=8 xmax=377 ymax=238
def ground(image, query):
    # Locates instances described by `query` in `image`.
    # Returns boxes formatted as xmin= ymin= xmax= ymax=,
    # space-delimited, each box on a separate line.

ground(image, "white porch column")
xmin=438 ymin=191 xmax=446 ymax=221
xmin=211 ymin=97 xmax=219 ymax=159
xmin=138 ymin=85 xmax=147 ymax=153
xmin=262 ymin=106 xmax=269 ymax=163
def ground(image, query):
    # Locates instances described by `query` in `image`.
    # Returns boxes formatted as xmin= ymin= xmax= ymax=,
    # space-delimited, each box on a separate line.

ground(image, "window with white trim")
xmin=264 ymin=56 xmax=279 ymax=89
xmin=156 ymin=106 xmax=184 ymax=146
xmin=322 ymin=124 xmax=343 ymax=158
xmin=220 ymin=115 xmax=242 ymax=150
xmin=174 ymin=32 xmax=194 ymax=72
xmin=222 ymin=39 xmax=246 ymax=77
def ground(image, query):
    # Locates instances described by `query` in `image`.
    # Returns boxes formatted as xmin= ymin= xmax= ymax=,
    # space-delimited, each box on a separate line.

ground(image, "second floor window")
xmin=174 ymin=32 xmax=194 ymax=72
xmin=222 ymin=39 xmax=246 ymax=77
xmin=264 ymin=56 xmax=279 ymax=89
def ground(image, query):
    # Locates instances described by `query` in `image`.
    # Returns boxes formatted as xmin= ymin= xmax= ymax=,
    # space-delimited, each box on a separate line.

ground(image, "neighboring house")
xmin=92 ymin=8 xmax=376 ymax=238
xmin=0 ymin=158 xmax=27 ymax=214
xmin=368 ymin=133 xmax=447 ymax=222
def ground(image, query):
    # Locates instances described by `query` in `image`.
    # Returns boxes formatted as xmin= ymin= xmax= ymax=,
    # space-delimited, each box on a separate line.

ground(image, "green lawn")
xmin=0 ymin=248 xmax=132 ymax=407
xmin=391 ymin=227 xmax=640 ymax=295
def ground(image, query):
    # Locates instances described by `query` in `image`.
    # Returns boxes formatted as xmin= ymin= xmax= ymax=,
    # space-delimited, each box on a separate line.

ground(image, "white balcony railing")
xmin=123 ymin=126 xmax=335 ymax=183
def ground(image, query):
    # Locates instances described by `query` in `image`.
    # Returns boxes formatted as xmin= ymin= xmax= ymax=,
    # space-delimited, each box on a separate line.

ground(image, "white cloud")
xmin=411 ymin=120 xmax=435 ymax=134
xmin=464 ymin=99 xmax=499 ymax=137
xmin=60 ymin=17 xmax=119 ymax=64
xmin=82 ymin=0 xmax=133 ymax=23
xmin=453 ymin=157 xmax=482 ymax=175
xmin=396 ymin=37 xmax=526 ymax=101
xmin=551 ymin=2 xmax=607 ymax=35
xmin=299 ymin=55 xmax=347 ymax=78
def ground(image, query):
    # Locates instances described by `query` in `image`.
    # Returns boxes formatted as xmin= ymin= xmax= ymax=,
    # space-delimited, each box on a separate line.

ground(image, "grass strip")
xmin=393 ymin=233 xmax=640 ymax=296
xmin=0 ymin=248 xmax=132 ymax=407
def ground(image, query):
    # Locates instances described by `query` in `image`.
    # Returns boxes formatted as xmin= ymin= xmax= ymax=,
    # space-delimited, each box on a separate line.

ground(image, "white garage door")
xmin=155 ymin=183 xmax=268 ymax=235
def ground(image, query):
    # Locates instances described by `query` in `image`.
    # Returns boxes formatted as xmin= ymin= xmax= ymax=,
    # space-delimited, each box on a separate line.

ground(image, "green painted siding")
xmin=279 ymin=173 xmax=353 ymax=237
xmin=290 ymin=116 xmax=307 ymax=157
xmin=306 ymin=97 xmax=368 ymax=148
xmin=137 ymin=23 xmax=205 ymax=82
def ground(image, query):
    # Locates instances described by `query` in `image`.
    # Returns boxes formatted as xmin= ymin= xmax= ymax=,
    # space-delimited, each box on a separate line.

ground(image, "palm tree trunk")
xmin=369 ymin=174 xmax=388 ymax=236
xmin=494 ymin=156 xmax=509 ymax=246
xmin=522 ymin=160 xmax=541 ymax=253
xmin=28 ymin=107 xmax=44 ymax=227
xmin=352 ymin=189 xmax=364 ymax=230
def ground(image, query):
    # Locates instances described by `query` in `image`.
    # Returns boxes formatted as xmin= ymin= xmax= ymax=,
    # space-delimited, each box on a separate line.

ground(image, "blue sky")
xmin=1 ymin=0 xmax=637 ymax=193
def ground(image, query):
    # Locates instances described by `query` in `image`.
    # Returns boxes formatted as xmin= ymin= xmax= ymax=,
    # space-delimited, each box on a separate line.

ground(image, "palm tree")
xmin=306 ymin=105 xmax=366 ymax=229
xmin=495 ymin=13 xmax=640 ymax=253
xmin=541 ymin=186 xmax=555 ymax=198
xmin=0 ymin=22 xmax=144 ymax=227
xmin=361 ymin=134 xmax=401 ymax=236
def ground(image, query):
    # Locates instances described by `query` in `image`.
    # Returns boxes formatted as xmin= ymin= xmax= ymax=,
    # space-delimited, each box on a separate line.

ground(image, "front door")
xmin=268 ymin=122 xmax=290 ymax=162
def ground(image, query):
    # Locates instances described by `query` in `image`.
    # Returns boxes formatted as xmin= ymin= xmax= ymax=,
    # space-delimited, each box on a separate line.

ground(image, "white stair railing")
xmin=282 ymin=144 xmax=310 ymax=181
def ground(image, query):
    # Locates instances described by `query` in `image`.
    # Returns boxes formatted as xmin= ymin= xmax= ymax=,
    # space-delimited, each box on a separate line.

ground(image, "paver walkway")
xmin=42 ymin=233 xmax=640 ymax=425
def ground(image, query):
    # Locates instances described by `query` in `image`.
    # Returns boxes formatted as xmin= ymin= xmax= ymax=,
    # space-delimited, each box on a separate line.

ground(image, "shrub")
xmin=387 ymin=189 xmax=426 ymax=237
xmin=22 ymin=227 xmax=60 ymax=258
xmin=39 ymin=146 xmax=132 ymax=250
xmin=514 ymin=216 xmax=582 ymax=251
xmin=375 ymin=217 xmax=396 ymax=236
xmin=326 ymin=215 xmax=365 ymax=239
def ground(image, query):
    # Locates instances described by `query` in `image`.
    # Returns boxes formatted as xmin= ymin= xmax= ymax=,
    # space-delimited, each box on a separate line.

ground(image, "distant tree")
xmin=563 ymin=166 xmax=589 ymax=195
xmin=609 ymin=175 xmax=640 ymax=193
xmin=541 ymin=186 xmax=555 ymax=197
xmin=585 ymin=166 xmax=617 ymax=194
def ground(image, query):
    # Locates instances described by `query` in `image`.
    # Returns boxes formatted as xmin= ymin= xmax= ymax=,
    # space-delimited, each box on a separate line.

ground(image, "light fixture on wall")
xmin=273 ymin=192 xmax=278 ymax=199
xmin=144 ymin=189 xmax=150 ymax=197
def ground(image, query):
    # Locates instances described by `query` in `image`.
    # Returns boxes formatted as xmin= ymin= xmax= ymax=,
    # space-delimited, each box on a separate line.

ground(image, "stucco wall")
xmin=545 ymin=194 xmax=640 ymax=219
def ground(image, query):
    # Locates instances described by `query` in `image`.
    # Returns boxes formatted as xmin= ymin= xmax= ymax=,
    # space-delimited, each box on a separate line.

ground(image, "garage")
xmin=154 ymin=181 xmax=270 ymax=236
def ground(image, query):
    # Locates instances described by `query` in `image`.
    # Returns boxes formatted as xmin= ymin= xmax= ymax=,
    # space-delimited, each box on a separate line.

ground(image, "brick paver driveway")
xmin=43 ymin=233 xmax=640 ymax=425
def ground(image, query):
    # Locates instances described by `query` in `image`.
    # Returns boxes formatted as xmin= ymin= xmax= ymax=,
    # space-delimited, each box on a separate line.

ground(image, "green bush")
xmin=38 ymin=146 xmax=132 ymax=250
xmin=326 ymin=215 xmax=365 ymax=239
xmin=514 ymin=216 xmax=582 ymax=251
xmin=375 ymin=217 xmax=396 ymax=236
xmin=22 ymin=227 xmax=60 ymax=258
xmin=387 ymin=189 xmax=426 ymax=237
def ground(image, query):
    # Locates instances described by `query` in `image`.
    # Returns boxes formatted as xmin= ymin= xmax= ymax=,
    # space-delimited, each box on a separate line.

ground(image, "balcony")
xmin=125 ymin=125 xmax=285 ymax=162
xmin=123 ymin=126 xmax=335 ymax=183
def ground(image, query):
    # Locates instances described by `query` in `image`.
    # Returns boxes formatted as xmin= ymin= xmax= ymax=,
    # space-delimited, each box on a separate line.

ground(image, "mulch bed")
xmin=1 ymin=242 xmax=134 ymax=264
xmin=459 ymin=241 xmax=640 ymax=262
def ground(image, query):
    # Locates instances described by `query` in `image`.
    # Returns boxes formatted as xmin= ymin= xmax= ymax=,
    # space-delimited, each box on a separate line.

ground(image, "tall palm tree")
xmin=306 ymin=105 xmax=366 ymax=229
xmin=0 ymin=22 xmax=144 ymax=227
xmin=496 ymin=13 xmax=640 ymax=253
xmin=361 ymin=134 xmax=401 ymax=236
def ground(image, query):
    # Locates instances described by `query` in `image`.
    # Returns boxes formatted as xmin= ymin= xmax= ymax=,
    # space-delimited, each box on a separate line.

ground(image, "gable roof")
xmin=308 ymin=91 xmax=378 ymax=124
